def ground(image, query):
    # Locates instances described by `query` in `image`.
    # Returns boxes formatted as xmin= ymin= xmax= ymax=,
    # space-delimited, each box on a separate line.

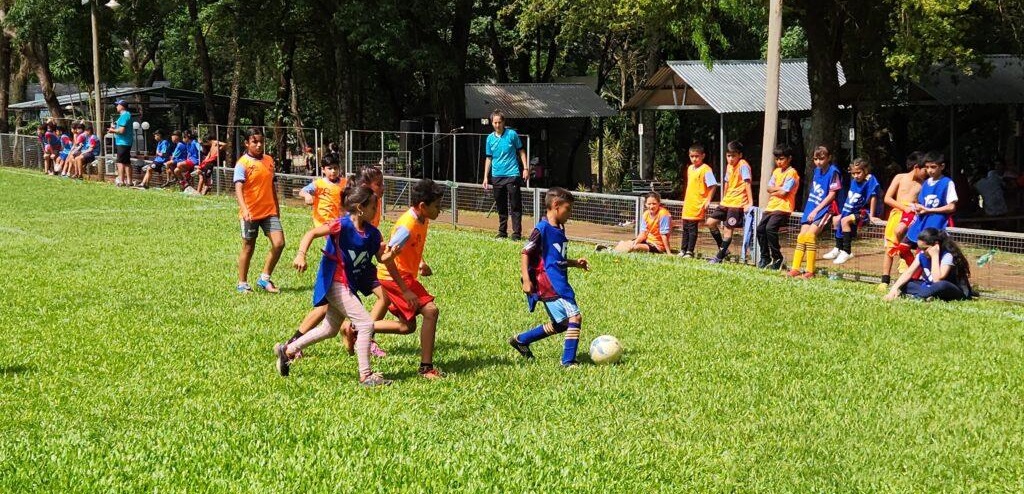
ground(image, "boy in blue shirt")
xmin=823 ymin=158 xmax=882 ymax=264
xmin=137 ymin=130 xmax=170 ymax=189
xmin=509 ymin=187 xmax=591 ymax=367
xmin=787 ymin=145 xmax=842 ymax=278
xmin=164 ymin=131 xmax=187 ymax=187
xmin=905 ymin=151 xmax=957 ymax=244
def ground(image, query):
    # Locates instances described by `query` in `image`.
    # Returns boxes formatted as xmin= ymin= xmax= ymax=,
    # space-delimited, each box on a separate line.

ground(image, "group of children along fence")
xmin=35 ymin=120 xmax=225 ymax=195
xmin=224 ymin=125 xmax=591 ymax=386
xmin=613 ymin=140 xmax=974 ymax=302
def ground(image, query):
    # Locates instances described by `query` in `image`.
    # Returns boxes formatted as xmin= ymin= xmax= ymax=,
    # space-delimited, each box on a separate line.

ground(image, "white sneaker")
xmin=183 ymin=186 xmax=198 ymax=195
xmin=822 ymin=247 xmax=840 ymax=260
xmin=833 ymin=251 xmax=853 ymax=264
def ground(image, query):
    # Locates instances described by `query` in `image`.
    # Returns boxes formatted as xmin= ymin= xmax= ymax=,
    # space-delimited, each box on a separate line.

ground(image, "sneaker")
xmin=786 ymin=269 xmax=801 ymax=277
xmin=360 ymin=372 xmax=393 ymax=387
xmin=677 ymin=251 xmax=687 ymax=257
xmin=419 ymin=367 xmax=445 ymax=380
xmin=508 ymin=337 xmax=534 ymax=359
xmin=495 ymin=233 xmax=508 ymax=239
xmin=707 ymin=257 xmax=723 ymax=264
xmin=236 ymin=282 xmax=254 ymax=294
xmin=562 ymin=360 xmax=580 ymax=368
xmin=341 ymin=321 xmax=356 ymax=356
xmin=682 ymin=252 xmax=694 ymax=259
xmin=273 ymin=343 xmax=291 ymax=377
xmin=369 ymin=340 xmax=387 ymax=358
xmin=822 ymin=247 xmax=840 ymax=260
xmin=768 ymin=260 xmax=785 ymax=271
xmin=183 ymin=186 xmax=198 ymax=195
xmin=510 ymin=234 xmax=523 ymax=241
xmin=833 ymin=251 xmax=853 ymax=264
xmin=595 ymin=245 xmax=608 ymax=252
xmin=285 ymin=335 xmax=303 ymax=361
xmin=256 ymin=277 xmax=280 ymax=293
xmin=800 ymin=271 xmax=815 ymax=280
xmin=114 ymin=178 xmax=123 ymax=186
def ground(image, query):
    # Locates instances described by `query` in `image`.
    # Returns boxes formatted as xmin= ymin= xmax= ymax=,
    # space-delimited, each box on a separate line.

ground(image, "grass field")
xmin=2 ymin=166 xmax=1024 ymax=492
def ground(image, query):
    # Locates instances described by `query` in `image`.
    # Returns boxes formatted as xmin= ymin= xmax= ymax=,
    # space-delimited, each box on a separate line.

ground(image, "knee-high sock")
xmin=806 ymin=236 xmax=818 ymax=273
xmin=792 ymin=233 xmax=807 ymax=270
xmin=710 ymin=229 xmax=723 ymax=249
xmin=287 ymin=317 xmax=339 ymax=353
xmin=517 ymin=321 xmax=565 ymax=345
xmin=717 ymin=237 xmax=733 ymax=259
xmin=562 ymin=321 xmax=581 ymax=365
xmin=354 ymin=321 xmax=374 ymax=379
xmin=842 ymin=233 xmax=853 ymax=253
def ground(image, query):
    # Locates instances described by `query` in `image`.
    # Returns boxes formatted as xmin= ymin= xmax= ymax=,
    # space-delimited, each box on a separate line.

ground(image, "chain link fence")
xmin=3 ymin=131 xmax=1022 ymax=303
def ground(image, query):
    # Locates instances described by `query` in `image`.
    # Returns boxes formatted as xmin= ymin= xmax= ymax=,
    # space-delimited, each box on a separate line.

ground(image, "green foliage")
xmin=2 ymin=168 xmax=1024 ymax=490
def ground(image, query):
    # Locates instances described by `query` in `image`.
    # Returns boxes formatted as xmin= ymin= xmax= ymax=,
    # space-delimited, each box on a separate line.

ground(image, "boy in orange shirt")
xmin=612 ymin=192 xmax=672 ymax=253
xmin=707 ymin=140 xmax=753 ymax=263
xmin=678 ymin=143 xmax=718 ymax=258
xmin=756 ymin=144 xmax=800 ymax=270
xmin=233 ymin=128 xmax=285 ymax=293
xmin=372 ymin=178 xmax=446 ymax=379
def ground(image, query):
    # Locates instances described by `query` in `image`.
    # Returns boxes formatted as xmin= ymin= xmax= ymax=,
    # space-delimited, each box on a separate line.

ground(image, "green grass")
xmin=1 ymin=166 xmax=1023 ymax=492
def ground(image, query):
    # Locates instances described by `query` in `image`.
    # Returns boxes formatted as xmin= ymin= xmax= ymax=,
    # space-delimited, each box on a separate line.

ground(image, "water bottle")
xmin=977 ymin=248 xmax=997 ymax=267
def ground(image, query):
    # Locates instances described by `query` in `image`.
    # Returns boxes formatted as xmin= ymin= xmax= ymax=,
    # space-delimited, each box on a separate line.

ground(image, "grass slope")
xmin=1 ymin=167 xmax=1023 ymax=492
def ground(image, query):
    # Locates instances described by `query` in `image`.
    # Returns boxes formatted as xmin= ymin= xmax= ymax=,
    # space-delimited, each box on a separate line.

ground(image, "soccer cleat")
xmin=822 ymin=247 xmax=841 ymax=260
xmin=562 ymin=360 xmax=581 ymax=368
xmin=273 ymin=343 xmax=290 ymax=377
xmin=833 ymin=251 xmax=853 ymax=264
xmin=510 ymin=234 xmax=523 ymax=241
xmin=256 ymin=277 xmax=280 ymax=293
xmin=419 ymin=367 xmax=445 ymax=380
xmin=369 ymin=340 xmax=387 ymax=358
xmin=359 ymin=373 xmax=393 ymax=387
xmin=508 ymin=337 xmax=534 ymax=359
xmin=236 ymin=282 xmax=254 ymax=294
xmin=800 ymin=271 xmax=815 ymax=280
xmin=285 ymin=336 xmax=303 ymax=361
xmin=786 ymin=269 xmax=802 ymax=277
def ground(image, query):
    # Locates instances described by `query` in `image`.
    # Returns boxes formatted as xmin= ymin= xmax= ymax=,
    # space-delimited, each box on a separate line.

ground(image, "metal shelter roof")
xmin=465 ymin=83 xmax=617 ymax=119
xmin=917 ymin=55 xmax=1024 ymax=105
xmin=623 ymin=59 xmax=846 ymax=113
xmin=7 ymin=86 xmax=272 ymax=111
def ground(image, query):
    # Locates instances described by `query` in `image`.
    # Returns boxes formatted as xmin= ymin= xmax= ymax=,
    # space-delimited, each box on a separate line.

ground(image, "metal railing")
xmin=3 ymin=131 xmax=1022 ymax=302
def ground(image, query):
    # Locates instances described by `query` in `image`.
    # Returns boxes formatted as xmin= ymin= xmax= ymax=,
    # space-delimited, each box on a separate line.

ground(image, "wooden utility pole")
xmin=759 ymin=0 xmax=783 ymax=208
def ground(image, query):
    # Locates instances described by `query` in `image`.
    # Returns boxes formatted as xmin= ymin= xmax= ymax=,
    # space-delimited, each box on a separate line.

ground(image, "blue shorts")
xmin=542 ymin=297 xmax=580 ymax=324
xmin=59 ymin=151 xmax=69 ymax=160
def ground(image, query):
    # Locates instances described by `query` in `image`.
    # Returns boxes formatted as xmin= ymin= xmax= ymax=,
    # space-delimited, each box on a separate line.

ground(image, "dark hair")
xmin=812 ymin=145 xmax=832 ymax=159
xmin=171 ymin=130 xmax=181 ymax=137
xmin=688 ymin=143 xmax=705 ymax=154
xmin=490 ymin=109 xmax=505 ymax=122
xmin=84 ymin=124 xmax=94 ymax=132
xmin=154 ymin=129 xmax=163 ymax=136
xmin=343 ymin=183 xmax=377 ymax=213
xmin=411 ymin=178 xmax=445 ymax=207
xmin=851 ymin=158 xmax=871 ymax=172
xmin=772 ymin=143 xmax=794 ymax=158
xmin=545 ymin=187 xmax=574 ymax=209
xmin=905 ymin=151 xmax=923 ymax=170
xmin=646 ymin=191 xmax=662 ymax=202
xmin=322 ymin=154 xmax=340 ymax=169
xmin=182 ymin=130 xmax=193 ymax=140
xmin=923 ymin=151 xmax=945 ymax=165
xmin=37 ymin=125 xmax=46 ymax=131
xmin=726 ymin=140 xmax=744 ymax=154
xmin=244 ymin=127 xmax=264 ymax=141
xmin=72 ymin=122 xmax=84 ymax=130
xmin=918 ymin=227 xmax=971 ymax=285
xmin=359 ymin=166 xmax=383 ymax=185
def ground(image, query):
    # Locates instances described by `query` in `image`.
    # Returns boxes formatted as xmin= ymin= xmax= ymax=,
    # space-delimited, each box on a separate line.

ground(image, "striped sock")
xmin=806 ymin=237 xmax=818 ymax=273
xmin=518 ymin=324 xmax=551 ymax=345
xmin=792 ymin=234 xmax=807 ymax=270
xmin=354 ymin=323 xmax=373 ymax=380
xmin=562 ymin=321 xmax=581 ymax=365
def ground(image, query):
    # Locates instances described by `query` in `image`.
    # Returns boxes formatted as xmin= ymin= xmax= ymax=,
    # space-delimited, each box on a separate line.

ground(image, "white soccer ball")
xmin=589 ymin=335 xmax=623 ymax=365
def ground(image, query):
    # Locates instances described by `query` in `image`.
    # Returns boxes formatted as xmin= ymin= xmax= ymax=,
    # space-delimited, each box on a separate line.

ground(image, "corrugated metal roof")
xmin=465 ymin=83 xmax=618 ymax=119
xmin=623 ymin=59 xmax=845 ymax=113
xmin=8 ymin=86 xmax=271 ymax=111
xmin=917 ymin=55 xmax=1024 ymax=105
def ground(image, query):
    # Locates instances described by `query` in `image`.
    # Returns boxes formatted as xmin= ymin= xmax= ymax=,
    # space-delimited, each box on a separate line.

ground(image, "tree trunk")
xmin=639 ymin=27 xmax=662 ymax=179
xmin=487 ymin=18 xmax=509 ymax=83
xmin=0 ymin=17 xmax=10 ymax=132
xmin=225 ymin=47 xmax=242 ymax=162
xmin=186 ymin=0 xmax=217 ymax=124
xmin=801 ymin=0 xmax=842 ymax=176
xmin=438 ymin=0 xmax=473 ymax=131
xmin=274 ymin=34 xmax=296 ymax=165
xmin=22 ymin=42 xmax=63 ymax=120
xmin=540 ymin=25 xmax=559 ymax=83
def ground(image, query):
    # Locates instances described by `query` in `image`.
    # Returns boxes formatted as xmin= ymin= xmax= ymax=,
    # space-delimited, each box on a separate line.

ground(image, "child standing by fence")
xmin=707 ymin=141 xmax=753 ymax=263
xmin=678 ymin=144 xmax=718 ymax=258
xmin=756 ymin=144 xmax=800 ymax=271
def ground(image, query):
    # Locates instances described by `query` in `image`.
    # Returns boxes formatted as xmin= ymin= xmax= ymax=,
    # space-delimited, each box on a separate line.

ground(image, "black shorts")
xmin=132 ymin=160 xmax=146 ymax=173
xmin=199 ymin=162 xmax=215 ymax=179
xmin=709 ymin=207 xmax=745 ymax=229
xmin=641 ymin=241 xmax=664 ymax=253
xmin=116 ymin=145 xmax=132 ymax=165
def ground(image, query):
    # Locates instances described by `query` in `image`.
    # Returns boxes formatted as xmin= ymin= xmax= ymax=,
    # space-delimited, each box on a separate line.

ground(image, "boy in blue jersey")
xmin=905 ymin=151 xmax=957 ymax=246
xmin=163 ymin=131 xmax=186 ymax=187
xmin=175 ymin=130 xmax=202 ymax=193
xmin=137 ymin=130 xmax=171 ymax=189
xmin=788 ymin=145 xmax=842 ymax=278
xmin=823 ymin=158 xmax=882 ymax=264
xmin=509 ymin=187 xmax=591 ymax=367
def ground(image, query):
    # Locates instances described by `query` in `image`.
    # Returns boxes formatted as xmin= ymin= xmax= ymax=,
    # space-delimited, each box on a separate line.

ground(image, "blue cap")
xmin=114 ymin=99 xmax=127 ymax=106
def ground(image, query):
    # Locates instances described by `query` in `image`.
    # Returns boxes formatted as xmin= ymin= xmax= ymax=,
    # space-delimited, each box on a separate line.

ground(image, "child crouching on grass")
xmin=611 ymin=191 xmax=671 ymax=254
xmin=510 ymin=187 xmax=590 ymax=367
xmin=884 ymin=227 xmax=975 ymax=302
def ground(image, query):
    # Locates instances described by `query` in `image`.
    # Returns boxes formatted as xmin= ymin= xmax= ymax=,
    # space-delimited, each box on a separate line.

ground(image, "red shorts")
xmin=900 ymin=211 xmax=916 ymax=226
xmin=180 ymin=160 xmax=196 ymax=173
xmin=379 ymin=275 xmax=434 ymax=321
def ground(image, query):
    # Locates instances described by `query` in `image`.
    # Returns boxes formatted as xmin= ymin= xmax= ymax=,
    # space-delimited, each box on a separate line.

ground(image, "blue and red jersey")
xmin=312 ymin=215 xmax=383 ymax=306
xmin=523 ymin=217 xmax=575 ymax=312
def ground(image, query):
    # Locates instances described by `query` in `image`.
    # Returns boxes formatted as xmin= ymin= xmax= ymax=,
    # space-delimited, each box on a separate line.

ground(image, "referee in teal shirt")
xmin=482 ymin=110 xmax=529 ymax=240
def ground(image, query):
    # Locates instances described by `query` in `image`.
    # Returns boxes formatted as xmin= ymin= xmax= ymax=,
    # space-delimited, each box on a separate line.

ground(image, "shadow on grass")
xmin=385 ymin=353 xmax=519 ymax=381
xmin=1 ymin=364 xmax=34 ymax=376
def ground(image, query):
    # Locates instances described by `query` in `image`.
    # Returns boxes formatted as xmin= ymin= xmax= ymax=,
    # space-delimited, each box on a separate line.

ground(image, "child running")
xmin=274 ymin=184 xmax=402 ymax=386
xmin=372 ymin=178 xmax=446 ymax=379
xmin=823 ymin=158 xmax=881 ymax=264
xmin=756 ymin=144 xmax=800 ymax=270
xmin=234 ymin=128 xmax=285 ymax=294
xmin=612 ymin=191 xmax=671 ymax=254
xmin=884 ymin=227 xmax=974 ymax=302
xmin=678 ymin=144 xmax=718 ymax=258
xmin=707 ymin=140 xmax=753 ymax=263
xmin=509 ymin=187 xmax=591 ymax=367
xmin=787 ymin=145 xmax=841 ymax=278
xmin=879 ymin=152 xmax=926 ymax=287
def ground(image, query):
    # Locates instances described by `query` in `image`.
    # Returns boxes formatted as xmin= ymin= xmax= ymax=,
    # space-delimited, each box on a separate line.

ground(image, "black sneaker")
xmin=508 ymin=337 xmax=534 ymax=359
xmin=273 ymin=343 xmax=290 ymax=377
xmin=595 ymin=245 xmax=609 ymax=252
xmin=767 ymin=259 xmax=785 ymax=271
xmin=495 ymin=233 xmax=508 ymax=239
xmin=510 ymin=234 xmax=523 ymax=241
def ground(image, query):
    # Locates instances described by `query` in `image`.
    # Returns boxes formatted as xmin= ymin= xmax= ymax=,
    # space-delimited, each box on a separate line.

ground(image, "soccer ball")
xmin=589 ymin=335 xmax=622 ymax=365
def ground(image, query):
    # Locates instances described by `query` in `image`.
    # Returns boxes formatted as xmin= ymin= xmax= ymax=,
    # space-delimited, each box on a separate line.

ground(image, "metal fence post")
xmin=634 ymin=196 xmax=643 ymax=237
xmin=0 ymin=135 xmax=5 ymax=165
xmin=751 ymin=208 xmax=762 ymax=265
xmin=450 ymin=181 xmax=458 ymax=228
xmin=533 ymin=187 xmax=541 ymax=224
